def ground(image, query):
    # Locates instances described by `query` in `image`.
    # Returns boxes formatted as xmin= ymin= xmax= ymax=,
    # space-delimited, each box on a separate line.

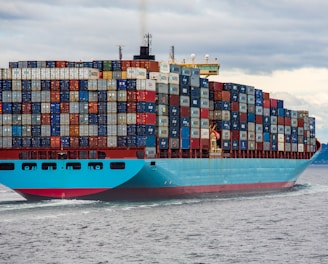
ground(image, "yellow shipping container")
xmin=102 ymin=71 xmax=113 ymax=80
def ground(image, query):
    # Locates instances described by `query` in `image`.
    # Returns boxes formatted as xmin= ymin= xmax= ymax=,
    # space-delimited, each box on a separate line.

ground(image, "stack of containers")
xmin=208 ymin=81 xmax=317 ymax=155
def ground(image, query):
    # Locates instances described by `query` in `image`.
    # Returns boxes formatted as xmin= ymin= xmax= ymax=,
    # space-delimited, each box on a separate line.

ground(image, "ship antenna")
xmin=170 ymin=46 xmax=175 ymax=63
xmin=144 ymin=33 xmax=152 ymax=55
xmin=118 ymin=45 xmax=124 ymax=60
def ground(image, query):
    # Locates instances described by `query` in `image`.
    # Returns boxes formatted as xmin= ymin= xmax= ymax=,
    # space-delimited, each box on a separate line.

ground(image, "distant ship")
xmin=0 ymin=35 xmax=321 ymax=201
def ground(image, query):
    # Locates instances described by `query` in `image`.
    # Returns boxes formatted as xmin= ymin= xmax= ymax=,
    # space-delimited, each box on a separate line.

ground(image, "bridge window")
xmin=66 ymin=162 xmax=81 ymax=170
xmin=42 ymin=162 xmax=57 ymax=170
xmin=88 ymin=162 xmax=103 ymax=170
xmin=110 ymin=162 xmax=125 ymax=170
xmin=22 ymin=163 xmax=37 ymax=170
xmin=0 ymin=163 xmax=15 ymax=170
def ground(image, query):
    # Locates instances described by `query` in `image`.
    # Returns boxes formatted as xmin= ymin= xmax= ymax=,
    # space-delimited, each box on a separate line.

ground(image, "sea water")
xmin=0 ymin=165 xmax=327 ymax=264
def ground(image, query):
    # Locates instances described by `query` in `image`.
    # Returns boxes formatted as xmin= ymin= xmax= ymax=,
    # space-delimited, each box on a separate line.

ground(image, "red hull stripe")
xmin=15 ymin=182 xmax=294 ymax=199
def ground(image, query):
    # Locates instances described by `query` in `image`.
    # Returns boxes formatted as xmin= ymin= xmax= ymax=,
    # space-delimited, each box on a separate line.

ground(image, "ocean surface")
xmin=0 ymin=165 xmax=327 ymax=264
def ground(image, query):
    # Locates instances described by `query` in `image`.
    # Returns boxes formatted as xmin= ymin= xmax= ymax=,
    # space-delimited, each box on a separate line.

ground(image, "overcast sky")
xmin=1 ymin=0 xmax=327 ymax=143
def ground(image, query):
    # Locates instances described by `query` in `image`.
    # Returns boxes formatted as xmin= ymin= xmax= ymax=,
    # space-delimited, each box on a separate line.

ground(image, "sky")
xmin=1 ymin=0 xmax=327 ymax=143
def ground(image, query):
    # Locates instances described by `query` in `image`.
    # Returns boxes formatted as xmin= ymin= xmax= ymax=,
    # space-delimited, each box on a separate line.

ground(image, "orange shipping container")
xmin=50 ymin=91 xmax=60 ymax=102
xmin=55 ymin=61 xmax=67 ymax=68
xmin=70 ymin=137 xmax=79 ymax=147
xmin=50 ymin=80 xmax=60 ymax=91
xmin=61 ymin=102 xmax=70 ymax=113
xmin=89 ymin=137 xmax=98 ymax=147
xmin=88 ymin=102 xmax=98 ymax=113
xmin=69 ymin=125 xmax=79 ymax=136
xmin=222 ymin=91 xmax=230 ymax=101
xmin=41 ymin=114 xmax=51 ymax=125
xmin=69 ymin=80 xmax=79 ymax=91
xmin=50 ymin=136 xmax=61 ymax=148
xmin=97 ymin=137 xmax=107 ymax=148
xmin=22 ymin=103 xmax=32 ymax=114
xmin=69 ymin=114 xmax=79 ymax=125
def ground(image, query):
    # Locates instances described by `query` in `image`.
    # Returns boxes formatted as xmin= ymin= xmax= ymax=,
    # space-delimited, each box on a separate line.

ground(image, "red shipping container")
xmin=41 ymin=114 xmax=51 ymax=125
xmin=200 ymin=138 xmax=210 ymax=149
xmin=213 ymin=91 xmax=222 ymax=101
xmin=190 ymin=138 xmax=200 ymax=149
xmin=70 ymin=137 xmax=79 ymax=147
xmin=60 ymin=102 xmax=70 ymax=113
xmin=284 ymin=117 xmax=291 ymax=126
xmin=50 ymin=136 xmax=61 ymax=148
xmin=136 ymin=113 xmax=156 ymax=124
xmin=89 ymin=137 xmax=98 ymax=147
xmin=69 ymin=80 xmax=79 ymax=91
xmin=97 ymin=137 xmax=107 ymax=148
xmin=263 ymin=92 xmax=270 ymax=100
xmin=50 ymin=91 xmax=60 ymax=102
xmin=231 ymin=131 xmax=240 ymax=140
xmin=121 ymin=60 xmax=133 ymax=71
xmin=270 ymin=99 xmax=278 ymax=108
xmin=200 ymin=108 xmax=209 ymax=119
xmin=88 ymin=102 xmax=98 ymax=113
xmin=0 ymin=103 xmax=2 ymax=114
xmin=222 ymin=91 xmax=230 ymax=101
xmin=55 ymin=61 xmax=67 ymax=68
xmin=22 ymin=103 xmax=32 ymax=114
xmin=145 ymin=60 xmax=159 ymax=72
xmin=136 ymin=91 xmax=156 ymax=102
xmin=209 ymin=81 xmax=223 ymax=91
xmin=127 ymin=102 xmax=137 ymax=113
xmin=231 ymin=102 xmax=239 ymax=112
xmin=263 ymin=100 xmax=270 ymax=108
xmin=69 ymin=114 xmax=79 ymax=125
xmin=50 ymin=80 xmax=60 ymax=91
xmin=180 ymin=106 xmax=190 ymax=117
xmin=127 ymin=91 xmax=137 ymax=102
xmin=256 ymin=142 xmax=263 ymax=150
xmin=256 ymin=115 xmax=263 ymax=124
xmin=278 ymin=117 xmax=285 ymax=125
xmin=169 ymin=94 xmax=180 ymax=105
xmin=298 ymin=119 xmax=304 ymax=127
xmin=98 ymin=71 xmax=103 ymax=79
xmin=240 ymin=112 xmax=247 ymax=122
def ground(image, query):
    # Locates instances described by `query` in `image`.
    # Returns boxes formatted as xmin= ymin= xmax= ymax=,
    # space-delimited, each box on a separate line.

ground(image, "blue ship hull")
xmin=0 ymin=151 xmax=320 ymax=201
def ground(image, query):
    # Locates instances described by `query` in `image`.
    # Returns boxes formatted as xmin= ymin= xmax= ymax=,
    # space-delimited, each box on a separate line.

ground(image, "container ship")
xmin=0 ymin=38 xmax=321 ymax=201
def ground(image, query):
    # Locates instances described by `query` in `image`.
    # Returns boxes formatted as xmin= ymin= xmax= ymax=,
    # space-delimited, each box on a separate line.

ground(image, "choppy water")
xmin=0 ymin=165 xmax=327 ymax=264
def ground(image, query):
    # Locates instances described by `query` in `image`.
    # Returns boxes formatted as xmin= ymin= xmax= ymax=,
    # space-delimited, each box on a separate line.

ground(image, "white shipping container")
xmin=159 ymin=61 xmax=170 ymax=73
xmin=2 ymin=137 xmax=12 ymax=148
xmin=88 ymin=80 xmax=98 ymax=90
xmin=117 ymin=113 xmax=127 ymax=125
xmin=41 ymin=103 xmax=51 ymax=113
xmin=256 ymin=124 xmax=263 ymax=133
xmin=40 ymin=68 xmax=51 ymax=80
xmin=169 ymin=84 xmax=179 ymax=95
xmin=107 ymin=102 xmax=117 ymax=113
xmin=106 ymin=79 xmax=116 ymax=90
xmin=222 ymin=110 xmax=230 ymax=121
xmin=146 ymin=79 xmax=156 ymax=91
xmin=201 ymin=128 xmax=210 ymax=139
xmin=169 ymin=73 xmax=179 ymax=84
xmin=60 ymin=114 xmax=70 ymax=125
xmin=41 ymin=125 xmax=51 ymax=136
xmin=88 ymin=91 xmax=98 ymax=102
xmin=191 ymin=117 xmax=200 ymax=128
xmin=88 ymin=125 xmax=98 ymax=136
xmin=127 ymin=113 xmax=136 ymax=124
xmin=191 ymin=107 xmax=200 ymax=118
xmin=79 ymin=125 xmax=89 ymax=136
xmin=107 ymin=113 xmax=117 ymax=124
xmin=107 ymin=91 xmax=117 ymax=101
xmin=50 ymin=68 xmax=60 ymax=79
xmin=41 ymin=91 xmax=50 ymax=102
xmin=2 ymin=68 xmax=12 ymax=79
xmin=60 ymin=125 xmax=70 ymax=136
xmin=221 ymin=130 xmax=231 ymax=140
xmin=11 ymin=68 xmax=22 ymax=80
xmin=107 ymin=136 xmax=117 ymax=147
xmin=127 ymin=67 xmax=137 ymax=79
xmin=12 ymin=80 xmax=21 ymax=91
xmin=190 ymin=128 xmax=200 ymax=138
xmin=31 ymin=114 xmax=41 ymax=125
xmin=12 ymin=114 xmax=21 ymax=125
xmin=69 ymin=91 xmax=79 ymax=102
xmin=31 ymin=80 xmax=41 ymax=91
xmin=97 ymin=79 xmax=107 ymax=91
xmin=149 ymin=72 xmax=159 ymax=80
xmin=3 ymin=126 xmax=12 ymax=136
xmin=248 ymin=131 xmax=255 ymax=141
xmin=107 ymin=125 xmax=117 ymax=136
xmin=117 ymin=90 xmax=127 ymax=101
xmin=278 ymin=142 xmax=285 ymax=151
xmin=79 ymin=114 xmax=88 ymax=125
xmin=69 ymin=102 xmax=79 ymax=113
xmin=79 ymin=68 xmax=99 ymax=79
xmin=22 ymin=125 xmax=31 ymax=136
xmin=200 ymin=118 xmax=209 ymax=128
xmin=180 ymin=96 xmax=190 ymax=107
xmin=31 ymin=91 xmax=41 ymax=102
xmin=69 ymin=68 xmax=79 ymax=79
xmin=2 ymin=114 xmax=12 ymax=125
xmin=200 ymin=88 xmax=209 ymax=98
xmin=117 ymin=124 xmax=127 ymax=136
xmin=157 ymin=73 xmax=169 ymax=84
xmin=157 ymin=116 xmax=168 ymax=126
xmin=2 ymin=91 xmax=12 ymax=102
xmin=157 ymin=126 xmax=169 ymax=138
xmin=21 ymin=68 xmax=32 ymax=79
xmin=59 ymin=68 xmax=66 ymax=80
xmin=145 ymin=147 xmax=156 ymax=158
xmin=22 ymin=114 xmax=32 ymax=125
xmin=256 ymin=133 xmax=263 ymax=142
xmin=136 ymin=68 xmax=147 ymax=79
xmin=136 ymin=79 xmax=146 ymax=90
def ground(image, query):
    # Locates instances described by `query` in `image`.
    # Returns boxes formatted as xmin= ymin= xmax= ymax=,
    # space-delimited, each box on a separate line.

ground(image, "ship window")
xmin=42 ymin=162 xmax=57 ymax=170
xmin=89 ymin=150 xmax=97 ymax=159
xmin=19 ymin=152 xmax=29 ymax=160
xmin=22 ymin=163 xmax=37 ymax=170
xmin=98 ymin=152 xmax=106 ymax=159
xmin=110 ymin=162 xmax=125 ymax=170
xmin=79 ymin=151 xmax=88 ymax=159
xmin=0 ymin=163 xmax=15 ymax=170
xmin=150 ymin=161 xmax=156 ymax=166
xmin=88 ymin=162 xmax=103 ymax=170
xmin=66 ymin=162 xmax=81 ymax=170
